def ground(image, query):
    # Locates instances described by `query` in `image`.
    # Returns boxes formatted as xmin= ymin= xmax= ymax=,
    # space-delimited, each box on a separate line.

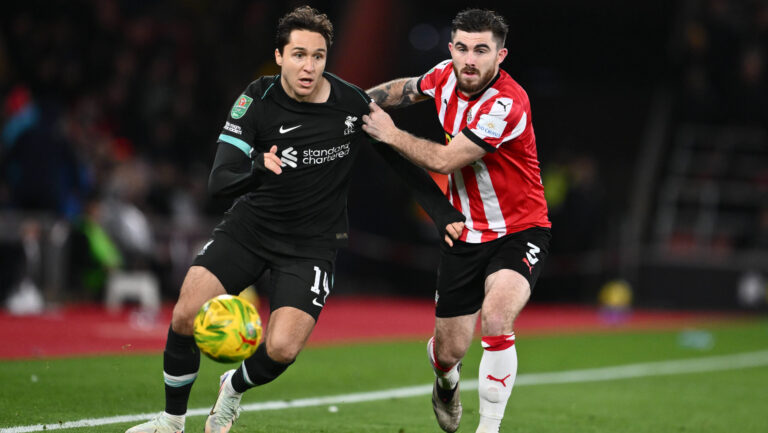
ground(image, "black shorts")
xmin=192 ymin=229 xmax=335 ymax=321
xmin=435 ymin=226 xmax=551 ymax=318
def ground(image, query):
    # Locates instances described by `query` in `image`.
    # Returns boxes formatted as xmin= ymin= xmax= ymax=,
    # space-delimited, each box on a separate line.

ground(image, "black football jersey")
xmin=215 ymin=73 xmax=375 ymax=255
xmin=210 ymin=72 xmax=463 ymax=259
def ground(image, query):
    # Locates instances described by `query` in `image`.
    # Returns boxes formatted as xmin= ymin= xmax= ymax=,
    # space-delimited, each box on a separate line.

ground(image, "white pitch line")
xmin=3 ymin=350 xmax=768 ymax=433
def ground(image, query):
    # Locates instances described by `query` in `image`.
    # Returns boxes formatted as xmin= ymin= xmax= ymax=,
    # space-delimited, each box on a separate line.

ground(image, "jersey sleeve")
xmin=209 ymin=80 xmax=272 ymax=196
xmin=416 ymin=59 xmax=452 ymax=98
xmin=208 ymin=142 xmax=260 ymax=197
xmin=217 ymin=81 xmax=262 ymax=157
xmin=462 ymin=96 xmax=528 ymax=153
xmin=369 ymin=139 xmax=465 ymax=234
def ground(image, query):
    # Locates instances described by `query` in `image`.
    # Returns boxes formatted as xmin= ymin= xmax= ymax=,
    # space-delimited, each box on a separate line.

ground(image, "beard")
xmin=453 ymin=64 xmax=495 ymax=95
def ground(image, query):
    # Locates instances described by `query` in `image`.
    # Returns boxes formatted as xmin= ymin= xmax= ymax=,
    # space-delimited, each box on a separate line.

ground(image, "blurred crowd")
xmin=676 ymin=0 xmax=768 ymax=125
xmin=0 ymin=0 xmax=303 ymax=305
xmin=0 ymin=0 xmax=432 ymax=307
xmin=0 ymin=0 xmax=765 ymax=310
xmin=0 ymin=1 xmax=295 ymax=219
xmin=674 ymin=0 xmax=768 ymax=249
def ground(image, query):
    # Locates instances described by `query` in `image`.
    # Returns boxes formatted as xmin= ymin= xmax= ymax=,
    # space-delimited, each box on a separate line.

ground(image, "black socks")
xmin=163 ymin=326 xmax=200 ymax=415
xmin=231 ymin=342 xmax=293 ymax=393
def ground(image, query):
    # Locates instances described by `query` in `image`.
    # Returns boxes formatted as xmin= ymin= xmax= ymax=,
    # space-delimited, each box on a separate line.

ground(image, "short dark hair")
xmin=451 ymin=9 xmax=508 ymax=49
xmin=275 ymin=6 xmax=334 ymax=54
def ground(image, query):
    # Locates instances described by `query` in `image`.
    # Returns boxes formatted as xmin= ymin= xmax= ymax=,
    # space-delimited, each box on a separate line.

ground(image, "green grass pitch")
xmin=2 ymin=319 xmax=767 ymax=432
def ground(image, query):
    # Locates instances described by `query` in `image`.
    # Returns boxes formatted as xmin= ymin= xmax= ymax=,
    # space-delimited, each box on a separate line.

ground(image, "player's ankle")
xmin=163 ymin=412 xmax=186 ymax=427
xmin=476 ymin=414 xmax=502 ymax=433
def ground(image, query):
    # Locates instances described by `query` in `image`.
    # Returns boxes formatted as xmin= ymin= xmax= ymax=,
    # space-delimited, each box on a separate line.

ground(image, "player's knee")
xmin=435 ymin=343 xmax=464 ymax=367
xmin=171 ymin=303 xmax=197 ymax=335
xmin=266 ymin=338 xmax=301 ymax=363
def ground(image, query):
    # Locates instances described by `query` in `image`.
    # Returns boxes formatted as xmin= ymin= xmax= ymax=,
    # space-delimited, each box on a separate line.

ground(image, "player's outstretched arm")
xmin=369 ymin=138 xmax=465 ymax=246
xmin=366 ymin=77 xmax=428 ymax=109
xmin=363 ymin=102 xmax=485 ymax=174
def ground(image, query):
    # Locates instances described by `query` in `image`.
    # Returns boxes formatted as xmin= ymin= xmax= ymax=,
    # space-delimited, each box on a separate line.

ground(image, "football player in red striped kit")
xmin=364 ymin=9 xmax=551 ymax=433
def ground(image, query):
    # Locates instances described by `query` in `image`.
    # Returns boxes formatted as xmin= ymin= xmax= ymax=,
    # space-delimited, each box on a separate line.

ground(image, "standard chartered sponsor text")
xmin=302 ymin=142 xmax=350 ymax=165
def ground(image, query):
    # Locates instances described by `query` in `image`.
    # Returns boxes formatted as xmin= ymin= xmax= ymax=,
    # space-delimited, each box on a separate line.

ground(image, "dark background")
xmin=1 ymin=0 xmax=766 ymax=310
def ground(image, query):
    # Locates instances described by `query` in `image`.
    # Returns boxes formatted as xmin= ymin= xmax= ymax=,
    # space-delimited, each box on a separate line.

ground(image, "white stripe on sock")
xmin=163 ymin=372 xmax=197 ymax=388
xmin=240 ymin=362 xmax=254 ymax=386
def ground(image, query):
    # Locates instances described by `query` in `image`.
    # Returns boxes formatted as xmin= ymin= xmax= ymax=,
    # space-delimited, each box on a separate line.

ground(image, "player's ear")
xmin=275 ymin=48 xmax=283 ymax=66
xmin=497 ymin=47 xmax=508 ymax=64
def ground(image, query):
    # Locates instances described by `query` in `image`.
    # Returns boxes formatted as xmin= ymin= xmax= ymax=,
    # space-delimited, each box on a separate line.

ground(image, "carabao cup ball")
xmin=193 ymin=294 xmax=263 ymax=363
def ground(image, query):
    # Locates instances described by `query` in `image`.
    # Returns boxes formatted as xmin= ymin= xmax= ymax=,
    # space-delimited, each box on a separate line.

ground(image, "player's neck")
xmin=457 ymin=89 xmax=479 ymax=99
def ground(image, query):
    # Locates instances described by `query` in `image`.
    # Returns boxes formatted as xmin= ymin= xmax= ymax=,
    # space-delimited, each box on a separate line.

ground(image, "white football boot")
xmin=125 ymin=412 xmax=184 ymax=433
xmin=204 ymin=369 xmax=243 ymax=433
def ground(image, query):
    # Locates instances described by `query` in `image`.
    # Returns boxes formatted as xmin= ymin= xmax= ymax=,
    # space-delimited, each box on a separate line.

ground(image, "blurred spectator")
xmin=1 ymin=85 xmax=89 ymax=217
xmin=733 ymin=45 xmax=768 ymax=124
xmin=545 ymin=154 xmax=605 ymax=254
xmin=4 ymin=220 xmax=45 ymax=314
xmin=67 ymin=195 xmax=123 ymax=299
xmin=0 ymin=221 xmax=40 ymax=309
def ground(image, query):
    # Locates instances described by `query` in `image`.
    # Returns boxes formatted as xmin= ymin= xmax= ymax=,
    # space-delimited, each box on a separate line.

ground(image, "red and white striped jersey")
xmin=417 ymin=59 xmax=551 ymax=243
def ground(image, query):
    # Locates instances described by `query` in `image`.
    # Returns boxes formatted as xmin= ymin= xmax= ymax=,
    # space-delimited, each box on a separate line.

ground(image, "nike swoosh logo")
xmin=279 ymin=124 xmax=301 ymax=134
xmin=209 ymin=384 xmax=223 ymax=415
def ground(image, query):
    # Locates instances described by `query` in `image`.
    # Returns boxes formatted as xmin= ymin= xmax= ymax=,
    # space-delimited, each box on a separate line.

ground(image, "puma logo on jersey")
xmin=279 ymin=124 xmax=302 ymax=134
xmin=281 ymin=147 xmax=298 ymax=168
xmin=486 ymin=374 xmax=511 ymax=387
xmin=490 ymin=97 xmax=514 ymax=117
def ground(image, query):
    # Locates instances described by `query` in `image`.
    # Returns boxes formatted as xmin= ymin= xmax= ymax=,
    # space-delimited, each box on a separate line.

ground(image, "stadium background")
xmin=1 ymin=2 xmax=768 ymax=433
xmin=1 ymin=0 xmax=767 ymax=314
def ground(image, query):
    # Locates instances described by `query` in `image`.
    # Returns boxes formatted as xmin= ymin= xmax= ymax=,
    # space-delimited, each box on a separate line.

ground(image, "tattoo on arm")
xmin=368 ymin=87 xmax=389 ymax=106
xmin=367 ymin=77 xmax=426 ymax=109
xmin=401 ymin=78 xmax=418 ymax=104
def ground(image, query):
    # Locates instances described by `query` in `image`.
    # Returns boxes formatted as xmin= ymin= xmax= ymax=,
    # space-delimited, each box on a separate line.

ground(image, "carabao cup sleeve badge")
xmin=231 ymin=94 xmax=254 ymax=119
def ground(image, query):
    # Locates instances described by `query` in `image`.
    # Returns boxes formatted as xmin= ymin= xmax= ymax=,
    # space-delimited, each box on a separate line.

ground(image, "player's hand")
xmin=443 ymin=221 xmax=464 ymax=247
xmin=362 ymin=102 xmax=397 ymax=143
xmin=263 ymin=145 xmax=282 ymax=174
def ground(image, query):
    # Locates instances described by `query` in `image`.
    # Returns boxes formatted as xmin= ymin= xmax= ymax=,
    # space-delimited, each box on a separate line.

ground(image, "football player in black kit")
xmin=126 ymin=6 xmax=465 ymax=433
